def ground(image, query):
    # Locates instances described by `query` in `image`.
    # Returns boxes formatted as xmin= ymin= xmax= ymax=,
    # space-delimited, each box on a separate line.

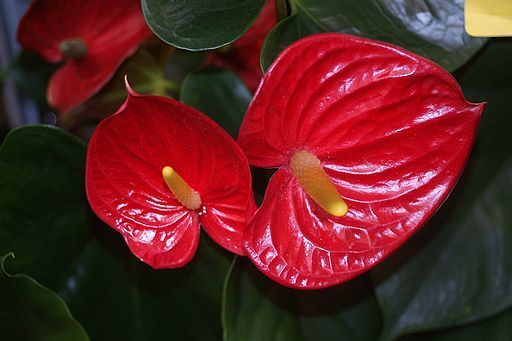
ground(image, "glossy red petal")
xmin=206 ymin=0 xmax=275 ymax=92
xmin=86 ymin=89 xmax=253 ymax=267
xmin=241 ymin=33 xmax=484 ymax=289
xmin=17 ymin=0 xmax=151 ymax=112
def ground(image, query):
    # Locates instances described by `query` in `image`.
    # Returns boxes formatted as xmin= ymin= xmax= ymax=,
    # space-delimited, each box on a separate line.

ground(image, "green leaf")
xmin=0 ymin=125 xmax=89 ymax=287
xmin=261 ymin=0 xmax=487 ymax=71
xmin=6 ymin=51 xmax=57 ymax=106
xmin=0 ymin=253 xmax=89 ymax=341
xmin=181 ymin=68 xmax=251 ymax=137
xmin=260 ymin=14 xmax=323 ymax=71
xmin=371 ymin=39 xmax=512 ymax=340
xmin=0 ymin=125 xmax=233 ymax=340
xmin=222 ymin=259 xmax=382 ymax=341
xmin=405 ymin=308 xmax=512 ymax=341
xmin=141 ymin=0 xmax=266 ymax=51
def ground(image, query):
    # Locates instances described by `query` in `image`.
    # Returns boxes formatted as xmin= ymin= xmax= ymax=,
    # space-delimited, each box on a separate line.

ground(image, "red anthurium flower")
xmin=206 ymin=0 xmax=276 ymax=92
xmin=238 ymin=33 xmax=484 ymax=289
xmin=86 ymin=81 xmax=255 ymax=268
xmin=17 ymin=0 xmax=151 ymax=113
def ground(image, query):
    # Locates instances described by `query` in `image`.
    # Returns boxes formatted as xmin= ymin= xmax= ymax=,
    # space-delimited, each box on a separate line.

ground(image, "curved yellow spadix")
xmin=290 ymin=151 xmax=348 ymax=217
xmin=162 ymin=166 xmax=202 ymax=210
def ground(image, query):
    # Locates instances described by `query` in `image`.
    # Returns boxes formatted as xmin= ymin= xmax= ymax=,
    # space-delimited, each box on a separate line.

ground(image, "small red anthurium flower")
xmin=238 ymin=33 xmax=485 ymax=289
xmin=17 ymin=0 xmax=151 ymax=113
xmin=206 ymin=0 xmax=276 ymax=92
xmin=86 ymin=79 xmax=255 ymax=268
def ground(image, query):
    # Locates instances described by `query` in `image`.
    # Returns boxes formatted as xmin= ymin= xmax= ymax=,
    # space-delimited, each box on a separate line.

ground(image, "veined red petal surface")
xmin=206 ymin=0 xmax=276 ymax=92
xmin=17 ymin=0 xmax=151 ymax=113
xmin=86 ymin=86 xmax=254 ymax=268
xmin=238 ymin=33 xmax=484 ymax=289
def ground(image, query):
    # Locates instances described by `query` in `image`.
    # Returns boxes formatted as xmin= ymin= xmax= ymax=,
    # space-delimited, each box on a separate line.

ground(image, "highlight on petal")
xmin=17 ymin=0 xmax=152 ymax=113
xmin=86 ymin=88 xmax=254 ymax=268
xmin=240 ymin=33 xmax=484 ymax=289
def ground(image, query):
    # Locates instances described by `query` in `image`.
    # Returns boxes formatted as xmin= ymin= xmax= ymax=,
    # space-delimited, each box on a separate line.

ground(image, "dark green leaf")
xmin=0 ymin=125 xmax=233 ymax=340
xmin=0 ymin=253 xmax=89 ymax=341
xmin=223 ymin=259 xmax=382 ymax=341
xmin=404 ymin=308 xmax=512 ymax=341
xmin=141 ymin=0 xmax=266 ymax=51
xmin=262 ymin=0 xmax=486 ymax=71
xmin=6 ymin=51 xmax=57 ymax=106
xmin=0 ymin=125 xmax=89 ymax=287
xmin=181 ymin=68 xmax=251 ymax=137
xmin=371 ymin=39 xmax=512 ymax=340
xmin=260 ymin=14 xmax=323 ymax=71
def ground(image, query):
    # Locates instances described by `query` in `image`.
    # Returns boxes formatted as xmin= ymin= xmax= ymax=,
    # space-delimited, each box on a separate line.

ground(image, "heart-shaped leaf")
xmin=371 ymin=39 xmax=512 ymax=340
xmin=223 ymin=259 xmax=382 ymax=341
xmin=262 ymin=0 xmax=487 ymax=71
xmin=0 ymin=125 xmax=233 ymax=340
xmin=181 ymin=68 xmax=252 ymax=137
xmin=141 ymin=0 xmax=266 ymax=51
xmin=0 ymin=253 xmax=89 ymax=341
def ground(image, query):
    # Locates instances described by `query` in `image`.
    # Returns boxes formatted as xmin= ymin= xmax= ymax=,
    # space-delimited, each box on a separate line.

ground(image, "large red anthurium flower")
xmin=86 ymin=80 xmax=255 ymax=268
xmin=238 ymin=33 xmax=485 ymax=289
xmin=206 ymin=0 xmax=276 ymax=92
xmin=17 ymin=0 xmax=151 ymax=113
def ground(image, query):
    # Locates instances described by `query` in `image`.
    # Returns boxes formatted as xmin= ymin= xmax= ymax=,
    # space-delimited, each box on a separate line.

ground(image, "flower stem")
xmin=274 ymin=0 xmax=289 ymax=22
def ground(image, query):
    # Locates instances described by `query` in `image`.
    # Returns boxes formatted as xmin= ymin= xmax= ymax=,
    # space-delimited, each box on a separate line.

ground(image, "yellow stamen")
xmin=290 ymin=151 xmax=348 ymax=217
xmin=162 ymin=166 xmax=202 ymax=210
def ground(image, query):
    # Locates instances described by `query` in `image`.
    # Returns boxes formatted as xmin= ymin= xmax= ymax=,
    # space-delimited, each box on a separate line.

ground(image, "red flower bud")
xmin=238 ymin=33 xmax=484 ymax=289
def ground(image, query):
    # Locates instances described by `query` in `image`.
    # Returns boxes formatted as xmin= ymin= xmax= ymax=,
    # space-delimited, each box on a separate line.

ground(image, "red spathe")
xmin=86 ymin=86 xmax=254 ymax=268
xmin=17 ymin=0 xmax=151 ymax=113
xmin=238 ymin=33 xmax=484 ymax=289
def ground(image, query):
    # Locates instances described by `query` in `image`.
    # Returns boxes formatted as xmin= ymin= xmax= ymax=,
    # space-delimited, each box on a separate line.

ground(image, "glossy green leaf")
xmin=181 ymin=68 xmax=251 ymax=137
xmin=0 ymin=125 xmax=233 ymax=340
xmin=260 ymin=14 xmax=323 ymax=71
xmin=222 ymin=259 xmax=382 ymax=341
xmin=261 ymin=0 xmax=486 ymax=71
xmin=405 ymin=308 xmax=512 ymax=341
xmin=0 ymin=125 xmax=89 ymax=287
xmin=141 ymin=0 xmax=266 ymax=51
xmin=0 ymin=253 xmax=89 ymax=341
xmin=371 ymin=39 xmax=512 ymax=340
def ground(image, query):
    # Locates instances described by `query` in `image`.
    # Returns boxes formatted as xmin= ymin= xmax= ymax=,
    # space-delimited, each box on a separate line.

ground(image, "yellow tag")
xmin=465 ymin=0 xmax=512 ymax=37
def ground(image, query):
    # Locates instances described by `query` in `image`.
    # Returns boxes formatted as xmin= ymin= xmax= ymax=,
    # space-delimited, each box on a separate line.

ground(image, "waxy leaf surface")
xmin=262 ymin=0 xmax=486 ymax=72
xmin=17 ymin=0 xmax=151 ymax=112
xmin=238 ymin=33 xmax=483 ymax=289
xmin=0 ymin=254 xmax=89 ymax=341
xmin=0 ymin=125 xmax=233 ymax=340
xmin=86 ymin=89 xmax=254 ymax=268
xmin=408 ymin=308 xmax=512 ymax=341
xmin=371 ymin=39 xmax=512 ymax=340
xmin=181 ymin=68 xmax=252 ymax=138
xmin=141 ymin=0 xmax=265 ymax=51
xmin=223 ymin=259 xmax=381 ymax=341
